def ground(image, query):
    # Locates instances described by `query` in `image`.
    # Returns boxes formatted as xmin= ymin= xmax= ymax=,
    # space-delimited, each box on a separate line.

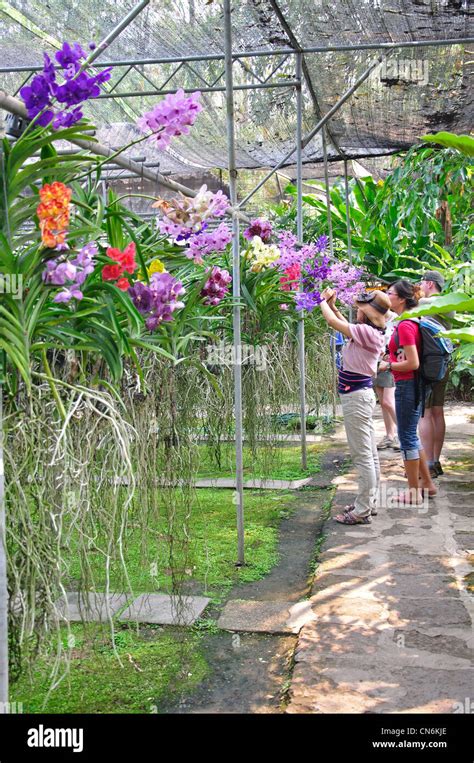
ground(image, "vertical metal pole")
xmin=0 ymin=385 xmax=7 ymax=710
xmin=0 ymin=142 xmax=8 ymax=711
xmin=344 ymin=159 xmax=353 ymax=323
xmin=322 ymin=128 xmax=334 ymax=258
xmin=322 ymin=128 xmax=337 ymax=418
xmin=295 ymin=52 xmax=307 ymax=470
xmin=224 ymin=0 xmax=245 ymax=566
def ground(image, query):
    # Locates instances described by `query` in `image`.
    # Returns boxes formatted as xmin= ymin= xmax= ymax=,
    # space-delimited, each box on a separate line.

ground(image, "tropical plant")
xmin=275 ymin=138 xmax=473 ymax=282
xmin=421 ymin=131 xmax=474 ymax=157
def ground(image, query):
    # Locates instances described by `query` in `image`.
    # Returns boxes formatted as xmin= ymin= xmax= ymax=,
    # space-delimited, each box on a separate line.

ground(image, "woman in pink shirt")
xmin=319 ymin=288 xmax=390 ymax=525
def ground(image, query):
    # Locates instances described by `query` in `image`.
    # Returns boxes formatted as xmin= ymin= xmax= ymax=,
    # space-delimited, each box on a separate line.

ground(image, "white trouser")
xmin=340 ymin=387 xmax=380 ymax=517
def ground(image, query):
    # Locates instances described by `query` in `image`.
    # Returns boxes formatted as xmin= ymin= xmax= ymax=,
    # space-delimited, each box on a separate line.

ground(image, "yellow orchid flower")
xmin=148 ymin=258 xmax=166 ymax=275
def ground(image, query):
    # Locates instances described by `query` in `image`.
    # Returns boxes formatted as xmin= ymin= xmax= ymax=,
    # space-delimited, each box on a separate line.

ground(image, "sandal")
xmin=342 ymin=504 xmax=356 ymax=513
xmin=342 ymin=503 xmax=378 ymax=516
xmin=335 ymin=510 xmax=371 ymax=525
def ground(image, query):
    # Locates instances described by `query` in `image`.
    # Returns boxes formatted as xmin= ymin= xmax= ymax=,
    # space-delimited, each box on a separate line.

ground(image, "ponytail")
xmin=392 ymin=279 xmax=421 ymax=309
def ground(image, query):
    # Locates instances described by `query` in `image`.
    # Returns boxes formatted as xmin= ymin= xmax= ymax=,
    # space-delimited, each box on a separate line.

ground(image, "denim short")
xmin=395 ymin=378 xmax=423 ymax=460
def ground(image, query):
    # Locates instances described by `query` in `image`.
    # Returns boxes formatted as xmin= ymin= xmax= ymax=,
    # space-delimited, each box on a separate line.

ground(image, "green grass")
xmin=10 ymin=486 xmax=305 ymax=713
xmin=13 ymin=469 xmax=330 ymax=714
xmin=196 ymin=443 xmax=324 ymax=480
xmin=12 ymin=485 xmax=305 ymax=713
xmin=10 ymin=623 xmax=208 ymax=714
xmin=66 ymin=488 xmax=297 ymax=602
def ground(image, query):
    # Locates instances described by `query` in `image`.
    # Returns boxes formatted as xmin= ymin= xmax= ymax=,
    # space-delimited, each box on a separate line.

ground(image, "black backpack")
xmin=394 ymin=317 xmax=453 ymax=385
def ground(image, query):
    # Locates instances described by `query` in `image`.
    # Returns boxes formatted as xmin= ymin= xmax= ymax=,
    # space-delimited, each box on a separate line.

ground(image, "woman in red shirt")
xmin=378 ymin=280 xmax=437 ymax=505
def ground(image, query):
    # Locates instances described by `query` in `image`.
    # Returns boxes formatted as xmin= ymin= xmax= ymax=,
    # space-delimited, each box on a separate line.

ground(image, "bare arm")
xmin=330 ymin=303 xmax=349 ymax=324
xmin=379 ymin=344 xmax=419 ymax=373
xmin=319 ymin=299 xmax=352 ymax=338
xmin=320 ymin=287 xmax=349 ymax=326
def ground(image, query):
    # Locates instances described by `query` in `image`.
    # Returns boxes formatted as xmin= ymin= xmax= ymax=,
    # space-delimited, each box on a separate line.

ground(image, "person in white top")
xmin=374 ymin=310 xmax=400 ymax=451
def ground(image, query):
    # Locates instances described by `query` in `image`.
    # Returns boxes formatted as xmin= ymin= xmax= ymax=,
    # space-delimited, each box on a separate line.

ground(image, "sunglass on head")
xmin=356 ymin=291 xmax=388 ymax=314
xmin=356 ymin=292 xmax=376 ymax=303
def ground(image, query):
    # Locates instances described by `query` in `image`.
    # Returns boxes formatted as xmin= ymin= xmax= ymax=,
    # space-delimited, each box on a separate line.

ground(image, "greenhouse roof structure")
xmin=1 ymin=0 xmax=473 ymax=179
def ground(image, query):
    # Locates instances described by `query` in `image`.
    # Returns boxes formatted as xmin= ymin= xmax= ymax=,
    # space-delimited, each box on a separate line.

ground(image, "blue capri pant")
xmin=395 ymin=378 xmax=423 ymax=460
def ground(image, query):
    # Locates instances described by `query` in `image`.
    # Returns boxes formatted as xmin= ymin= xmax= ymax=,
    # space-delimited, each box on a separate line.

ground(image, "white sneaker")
xmin=377 ymin=435 xmax=393 ymax=450
xmin=391 ymin=436 xmax=401 ymax=451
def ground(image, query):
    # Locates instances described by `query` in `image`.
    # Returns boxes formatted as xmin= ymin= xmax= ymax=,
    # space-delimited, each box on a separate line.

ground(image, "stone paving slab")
xmin=294 ymin=623 xmax=472 ymax=670
xmin=217 ymin=599 xmax=316 ymax=634
xmin=311 ymin=571 xmax=461 ymax=599
xmin=57 ymin=592 xmax=130 ymax=622
xmin=287 ymin=404 xmax=474 ymax=714
xmin=112 ymin=476 xmax=313 ymax=489
xmin=194 ymin=477 xmax=313 ymax=489
xmin=119 ymin=593 xmax=210 ymax=625
xmin=287 ymin=663 xmax=474 ymax=714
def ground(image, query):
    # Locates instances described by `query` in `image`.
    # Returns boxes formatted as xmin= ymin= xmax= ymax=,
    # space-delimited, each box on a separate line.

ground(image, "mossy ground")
xmin=11 ymin=482 xmax=307 ymax=713
xmin=11 ymin=623 xmax=208 ymax=714
xmin=66 ymin=487 xmax=297 ymax=599
xmin=196 ymin=442 xmax=324 ymax=480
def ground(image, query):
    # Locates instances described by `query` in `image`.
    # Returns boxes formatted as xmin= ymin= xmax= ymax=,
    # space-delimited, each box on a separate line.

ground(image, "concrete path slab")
xmin=119 ymin=593 xmax=210 ymax=625
xmin=57 ymin=592 xmax=130 ymax=622
xmin=112 ymin=476 xmax=314 ymax=489
xmin=194 ymin=477 xmax=314 ymax=489
xmin=218 ymin=599 xmax=317 ymax=634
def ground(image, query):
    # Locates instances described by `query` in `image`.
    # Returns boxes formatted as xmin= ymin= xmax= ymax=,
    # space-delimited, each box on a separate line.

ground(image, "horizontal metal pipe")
xmin=94 ymin=80 xmax=299 ymax=98
xmin=1 ymin=37 xmax=472 ymax=72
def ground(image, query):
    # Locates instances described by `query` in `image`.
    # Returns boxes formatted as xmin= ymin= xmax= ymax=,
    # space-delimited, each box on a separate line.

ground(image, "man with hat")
xmin=418 ymin=271 xmax=454 ymax=478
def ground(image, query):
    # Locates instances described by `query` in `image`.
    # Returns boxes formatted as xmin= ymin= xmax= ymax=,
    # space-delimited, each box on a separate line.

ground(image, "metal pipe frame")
xmin=223 ymin=0 xmax=245 ymax=567
xmin=343 ymin=159 xmax=354 ymax=323
xmin=94 ymin=80 xmax=299 ymax=98
xmin=295 ymin=52 xmax=307 ymax=471
xmin=322 ymin=127 xmax=338 ymax=419
xmin=237 ymin=50 xmax=390 ymax=209
xmin=0 ymin=2 xmax=471 ymax=608
xmin=2 ymin=36 xmax=472 ymax=73
xmin=0 ymin=90 xmax=201 ymax=200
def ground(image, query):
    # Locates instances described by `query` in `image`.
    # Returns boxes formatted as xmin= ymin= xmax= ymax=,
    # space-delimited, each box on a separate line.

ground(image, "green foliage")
xmin=404 ymin=289 xmax=474 ymax=390
xmin=0 ymin=123 xmax=239 ymax=396
xmin=275 ymin=142 xmax=472 ymax=283
xmin=0 ymin=125 xmax=145 ymax=390
xmin=421 ymin=132 xmax=474 ymax=157
xmin=403 ymin=292 xmax=474 ymax=318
